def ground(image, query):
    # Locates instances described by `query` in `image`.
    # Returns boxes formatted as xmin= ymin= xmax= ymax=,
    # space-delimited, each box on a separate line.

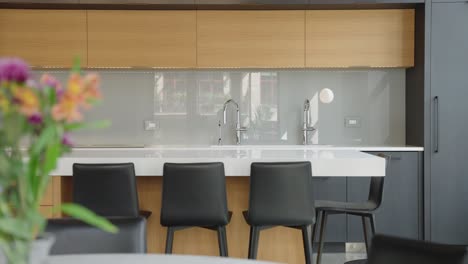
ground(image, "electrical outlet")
xmin=345 ymin=117 xmax=361 ymax=128
xmin=144 ymin=120 xmax=159 ymax=131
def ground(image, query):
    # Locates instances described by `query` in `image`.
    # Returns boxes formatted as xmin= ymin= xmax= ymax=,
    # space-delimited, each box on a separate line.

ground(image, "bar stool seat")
xmin=160 ymin=162 xmax=231 ymax=257
xmin=315 ymin=200 xmax=378 ymax=213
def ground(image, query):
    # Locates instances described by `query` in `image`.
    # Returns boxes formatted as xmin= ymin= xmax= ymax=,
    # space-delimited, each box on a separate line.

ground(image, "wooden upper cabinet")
xmin=87 ymin=11 xmax=196 ymax=68
xmin=0 ymin=9 xmax=87 ymax=67
xmin=306 ymin=10 xmax=415 ymax=68
xmin=197 ymin=11 xmax=305 ymax=68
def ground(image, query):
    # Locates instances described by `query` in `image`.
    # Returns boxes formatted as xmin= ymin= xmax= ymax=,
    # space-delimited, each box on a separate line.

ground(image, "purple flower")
xmin=26 ymin=79 xmax=39 ymax=90
xmin=61 ymin=134 xmax=73 ymax=147
xmin=0 ymin=58 xmax=31 ymax=83
xmin=28 ymin=113 xmax=43 ymax=125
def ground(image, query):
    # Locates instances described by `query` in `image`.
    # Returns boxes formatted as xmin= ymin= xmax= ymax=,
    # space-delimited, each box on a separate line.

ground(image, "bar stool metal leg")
xmin=302 ymin=225 xmax=313 ymax=264
xmin=362 ymin=217 xmax=369 ymax=254
xmin=248 ymin=226 xmax=260 ymax=259
xmin=217 ymin=226 xmax=228 ymax=257
xmin=369 ymin=215 xmax=376 ymax=235
xmin=165 ymin=227 xmax=175 ymax=254
xmin=316 ymin=211 xmax=328 ymax=264
xmin=311 ymin=211 xmax=320 ymax=243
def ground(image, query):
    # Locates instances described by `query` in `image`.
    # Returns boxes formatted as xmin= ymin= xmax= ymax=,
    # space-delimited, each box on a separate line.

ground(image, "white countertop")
xmin=50 ymin=145 xmax=394 ymax=177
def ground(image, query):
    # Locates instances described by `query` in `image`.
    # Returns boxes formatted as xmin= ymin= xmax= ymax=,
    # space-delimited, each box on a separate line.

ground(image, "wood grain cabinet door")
xmin=87 ymin=10 xmax=196 ymax=68
xmin=0 ymin=9 xmax=87 ymax=67
xmin=197 ymin=11 xmax=305 ymax=68
xmin=306 ymin=9 xmax=415 ymax=68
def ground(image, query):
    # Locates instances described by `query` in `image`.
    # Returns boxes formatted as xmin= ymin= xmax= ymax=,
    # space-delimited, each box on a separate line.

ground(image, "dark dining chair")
xmin=313 ymin=171 xmax=385 ymax=264
xmin=160 ymin=162 xmax=231 ymax=257
xmin=243 ymin=162 xmax=315 ymax=264
xmin=367 ymin=235 xmax=468 ymax=264
xmin=73 ymin=163 xmax=151 ymax=218
xmin=46 ymin=216 xmax=147 ymax=255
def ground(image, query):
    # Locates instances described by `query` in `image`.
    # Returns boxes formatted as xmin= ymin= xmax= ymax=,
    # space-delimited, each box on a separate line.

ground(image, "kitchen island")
xmin=45 ymin=146 xmax=421 ymax=264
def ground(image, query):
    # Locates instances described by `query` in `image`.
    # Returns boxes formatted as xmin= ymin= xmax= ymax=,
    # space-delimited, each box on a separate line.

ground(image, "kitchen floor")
xmin=318 ymin=253 xmax=367 ymax=264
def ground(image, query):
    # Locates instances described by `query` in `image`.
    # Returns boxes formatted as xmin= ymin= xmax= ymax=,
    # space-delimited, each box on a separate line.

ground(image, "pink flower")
xmin=61 ymin=133 xmax=73 ymax=147
xmin=40 ymin=74 xmax=63 ymax=97
xmin=0 ymin=58 xmax=31 ymax=83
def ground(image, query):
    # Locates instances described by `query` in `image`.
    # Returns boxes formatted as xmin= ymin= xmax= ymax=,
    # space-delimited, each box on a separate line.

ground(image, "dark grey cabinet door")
xmin=312 ymin=178 xmax=347 ymax=242
xmin=347 ymin=152 xmax=422 ymax=242
xmin=430 ymin=2 xmax=468 ymax=244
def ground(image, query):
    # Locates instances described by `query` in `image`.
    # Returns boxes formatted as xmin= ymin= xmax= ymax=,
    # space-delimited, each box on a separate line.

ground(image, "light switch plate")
xmin=144 ymin=120 xmax=159 ymax=131
xmin=345 ymin=116 xmax=361 ymax=128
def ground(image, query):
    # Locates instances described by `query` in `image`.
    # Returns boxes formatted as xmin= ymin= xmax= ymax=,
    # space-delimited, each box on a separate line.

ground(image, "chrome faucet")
xmin=302 ymin=99 xmax=316 ymax=145
xmin=222 ymin=99 xmax=247 ymax=145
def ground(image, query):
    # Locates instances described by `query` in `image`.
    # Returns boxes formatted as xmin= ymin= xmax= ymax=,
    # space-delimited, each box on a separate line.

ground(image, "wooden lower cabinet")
xmin=39 ymin=177 xmax=62 ymax=218
xmin=39 ymin=206 xmax=54 ymax=219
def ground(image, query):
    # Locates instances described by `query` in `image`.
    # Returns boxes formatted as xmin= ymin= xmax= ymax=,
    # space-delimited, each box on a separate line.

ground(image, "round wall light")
xmin=319 ymin=88 xmax=334 ymax=104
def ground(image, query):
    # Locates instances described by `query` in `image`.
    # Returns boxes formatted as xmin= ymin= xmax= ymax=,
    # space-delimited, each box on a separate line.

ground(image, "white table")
xmin=46 ymin=254 xmax=280 ymax=264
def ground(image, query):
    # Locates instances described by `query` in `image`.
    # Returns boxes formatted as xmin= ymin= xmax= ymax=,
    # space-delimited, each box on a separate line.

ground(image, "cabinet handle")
xmin=434 ymin=96 xmax=439 ymax=153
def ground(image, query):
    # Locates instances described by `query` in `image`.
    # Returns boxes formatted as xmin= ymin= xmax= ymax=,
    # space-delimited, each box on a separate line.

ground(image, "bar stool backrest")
xmin=248 ymin=162 xmax=315 ymax=226
xmin=73 ymin=163 xmax=140 ymax=217
xmin=160 ymin=162 xmax=229 ymax=227
xmin=368 ymin=176 xmax=385 ymax=209
xmin=46 ymin=216 xmax=147 ymax=255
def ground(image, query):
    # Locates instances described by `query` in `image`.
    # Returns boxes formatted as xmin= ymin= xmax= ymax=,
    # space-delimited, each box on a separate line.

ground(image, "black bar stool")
xmin=160 ymin=162 xmax=231 ymax=257
xmin=73 ymin=163 xmax=151 ymax=218
xmin=368 ymin=235 xmax=468 ymax=264
xmin=243 ymin=162 xmax=316 ymax=264
xmin=313 ymin=175 xmax=385 ymax=264
xmin=46 ymin=216 xmax=147 ymax=255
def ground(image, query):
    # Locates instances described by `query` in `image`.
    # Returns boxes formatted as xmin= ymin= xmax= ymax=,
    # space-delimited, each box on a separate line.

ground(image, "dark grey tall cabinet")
xmin=429 ymin=1 xmax=468 ymax=244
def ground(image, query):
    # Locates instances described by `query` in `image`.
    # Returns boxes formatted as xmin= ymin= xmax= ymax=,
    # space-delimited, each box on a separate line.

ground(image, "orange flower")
xmin=67 ymin=73 xmax=83 ymax=97
xmin=51 ymin=72 xmax=102 ymax=123
xmin=12 ymin=86 xmax=40 ymax=117
xmin=83 ymin=73 xmax=101 ymax=100
xmin=51 ymin=95 xmax=83 ymax=123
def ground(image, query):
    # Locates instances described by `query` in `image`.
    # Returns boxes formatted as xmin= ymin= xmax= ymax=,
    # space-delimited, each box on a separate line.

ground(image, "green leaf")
xmin=43 ymin=141 xmax=61 ymax=173
xmin=64 ymin=120 xmax=111 ymax=131
xmin=58 ymin=203 xmax=118 ymax=234
xmin=30 ymin=126 xmax=56 ymax=156
xmin=25 ymin=209 xmax=46 ymax=236
xmin=72 ymin=57 xmax=81 ymax=74
xmin=0 ymin=218 xmax=30 ymax=239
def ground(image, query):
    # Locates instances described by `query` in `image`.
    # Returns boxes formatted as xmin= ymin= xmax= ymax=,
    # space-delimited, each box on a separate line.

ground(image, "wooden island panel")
xmin=60 ymin=176 xmax=307 ymax=264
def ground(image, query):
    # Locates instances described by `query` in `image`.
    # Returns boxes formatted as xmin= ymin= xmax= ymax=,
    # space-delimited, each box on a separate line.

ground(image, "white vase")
xmin=0 ymin=233 xmax=55 ymax=264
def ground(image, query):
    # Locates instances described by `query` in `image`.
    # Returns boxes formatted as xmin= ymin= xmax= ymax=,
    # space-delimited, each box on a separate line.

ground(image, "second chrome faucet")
xmin=302 ymin=99 xmax=316 ymax=145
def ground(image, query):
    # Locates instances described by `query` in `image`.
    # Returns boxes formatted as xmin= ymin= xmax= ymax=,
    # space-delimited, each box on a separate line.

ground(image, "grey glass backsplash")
xmin=33 ymin=69 xmax=406 ymax=146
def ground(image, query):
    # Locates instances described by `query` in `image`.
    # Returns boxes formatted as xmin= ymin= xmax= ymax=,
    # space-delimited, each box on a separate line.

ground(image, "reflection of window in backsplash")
xmin=154 ymin=72 xmax=188 ymax=116
xmin=197 ymin=72 xmax=231 ymax=116
xmin=32 ymin=69 xmax=406 ymax=146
